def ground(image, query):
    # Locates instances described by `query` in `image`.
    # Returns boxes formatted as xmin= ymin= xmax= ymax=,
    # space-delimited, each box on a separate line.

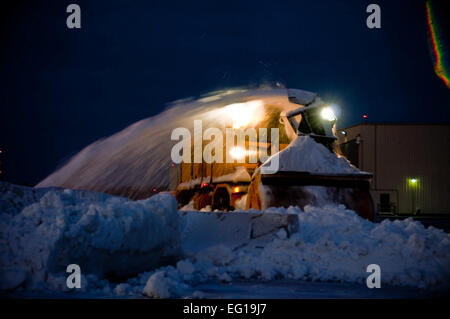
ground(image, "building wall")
xmin=338 ymin=124 xmax=450 ymax=216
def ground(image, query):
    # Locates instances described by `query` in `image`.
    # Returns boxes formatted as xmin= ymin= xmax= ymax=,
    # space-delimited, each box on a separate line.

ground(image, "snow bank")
xmin=142 ymin=205 xmax=450 ymax=298
xmin=2 ymin=183 xmax=449 ymax=297
xmin=261 ymin=136 xmax=362 ymax=174
xmin=0 ymin=183 xmax=180 ymax=291
xmin=0 ymin=182 xmax=111 ymax=218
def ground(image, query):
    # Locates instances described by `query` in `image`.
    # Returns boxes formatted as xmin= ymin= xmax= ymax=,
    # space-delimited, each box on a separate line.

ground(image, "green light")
xmin=408 ymin=178 xmax=419 ymax=188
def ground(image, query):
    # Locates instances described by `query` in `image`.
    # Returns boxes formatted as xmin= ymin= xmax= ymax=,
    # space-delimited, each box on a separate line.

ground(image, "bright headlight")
xmin=320 ymin=106 xmax=337 ymax=121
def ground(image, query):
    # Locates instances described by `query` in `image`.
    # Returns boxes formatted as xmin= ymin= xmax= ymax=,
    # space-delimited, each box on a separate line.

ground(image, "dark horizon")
xmin=1 ymin=0 xmax=449 ymax=185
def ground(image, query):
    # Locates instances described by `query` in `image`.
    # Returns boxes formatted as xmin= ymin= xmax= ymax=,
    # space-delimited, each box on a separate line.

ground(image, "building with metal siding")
xmin=337 ymin=123 xmax=450 ymax=216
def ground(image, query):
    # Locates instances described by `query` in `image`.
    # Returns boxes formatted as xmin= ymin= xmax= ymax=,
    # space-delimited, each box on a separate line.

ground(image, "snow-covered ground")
xmin=1 ymin=182 xmax=449 ymax=298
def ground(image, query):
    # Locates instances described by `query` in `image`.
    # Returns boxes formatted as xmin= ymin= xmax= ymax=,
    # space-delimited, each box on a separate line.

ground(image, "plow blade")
xmin=246 ymin=171 xmax=375 ymax=221
xmin=178 ymin=211 xmax=299 ymax=254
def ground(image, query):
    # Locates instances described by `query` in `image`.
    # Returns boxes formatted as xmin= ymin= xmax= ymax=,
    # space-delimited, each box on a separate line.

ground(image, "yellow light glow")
xmin=223 ymin=100 xmax=265 ymax=129
xmin=233 ymin=186 xmax=240 ymax=193
xmin=320 ymin=106 xmax=337 ymax=121
xmin=229 ymin=146 xmax=247 ymax=160
xmin=229 ymin=146 xmax=257 ymax=160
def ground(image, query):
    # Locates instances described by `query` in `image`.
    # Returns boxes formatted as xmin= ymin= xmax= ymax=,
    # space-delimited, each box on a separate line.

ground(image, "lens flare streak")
xmin=426 ymin=2 xmax=450 ymax=89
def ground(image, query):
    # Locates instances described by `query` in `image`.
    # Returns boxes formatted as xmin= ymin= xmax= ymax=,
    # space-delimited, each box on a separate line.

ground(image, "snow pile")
xmin=2 ymin=182 xmax=449 ymax=297
xmin=142 ymin=205 xmax=450 ymax=298
xmin=234 ymin=195 xmax=247 ymax=210
xmin=0 ymin=183 xmax=47 ymax=217
xmin=0 ymin=184 xmax=180 ymax=291
xmin=0 ymin=182 xmax=111 ymax=218
xmin=213 ymin=166 xmax=252 ymax=183
xmin=261 ymin=136 xmax=362 ymax=174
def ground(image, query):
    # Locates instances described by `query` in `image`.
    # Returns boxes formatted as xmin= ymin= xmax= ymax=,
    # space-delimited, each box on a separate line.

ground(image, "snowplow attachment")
xmin=178 ymin=211 xmax=299 ymax=254
xmin=246 ymin=171 xmax=375 ymax=221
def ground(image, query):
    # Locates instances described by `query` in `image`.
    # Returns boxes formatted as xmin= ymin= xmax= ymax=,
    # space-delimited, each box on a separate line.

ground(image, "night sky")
xmin=1 ymin=0 xmax=449 ymax=185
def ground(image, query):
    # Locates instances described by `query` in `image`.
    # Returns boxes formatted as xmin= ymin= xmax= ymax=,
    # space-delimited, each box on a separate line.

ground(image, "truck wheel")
xmin=213 ymin=187 xmax=231 ymax=211
xmin=176 ymin=189 xmax=194 ymax=208
xmin=194 ymin=192 xmax=212 ymax=210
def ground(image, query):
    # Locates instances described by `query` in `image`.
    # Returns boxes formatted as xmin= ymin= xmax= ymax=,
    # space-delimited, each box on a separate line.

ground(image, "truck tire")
xmin=176 ymin=189 xmax=194 ymax=208
xmin=194 ymin=192 xmax=212 ymax=210
xmin=212 ymin=187 xmax=231 ymax=211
